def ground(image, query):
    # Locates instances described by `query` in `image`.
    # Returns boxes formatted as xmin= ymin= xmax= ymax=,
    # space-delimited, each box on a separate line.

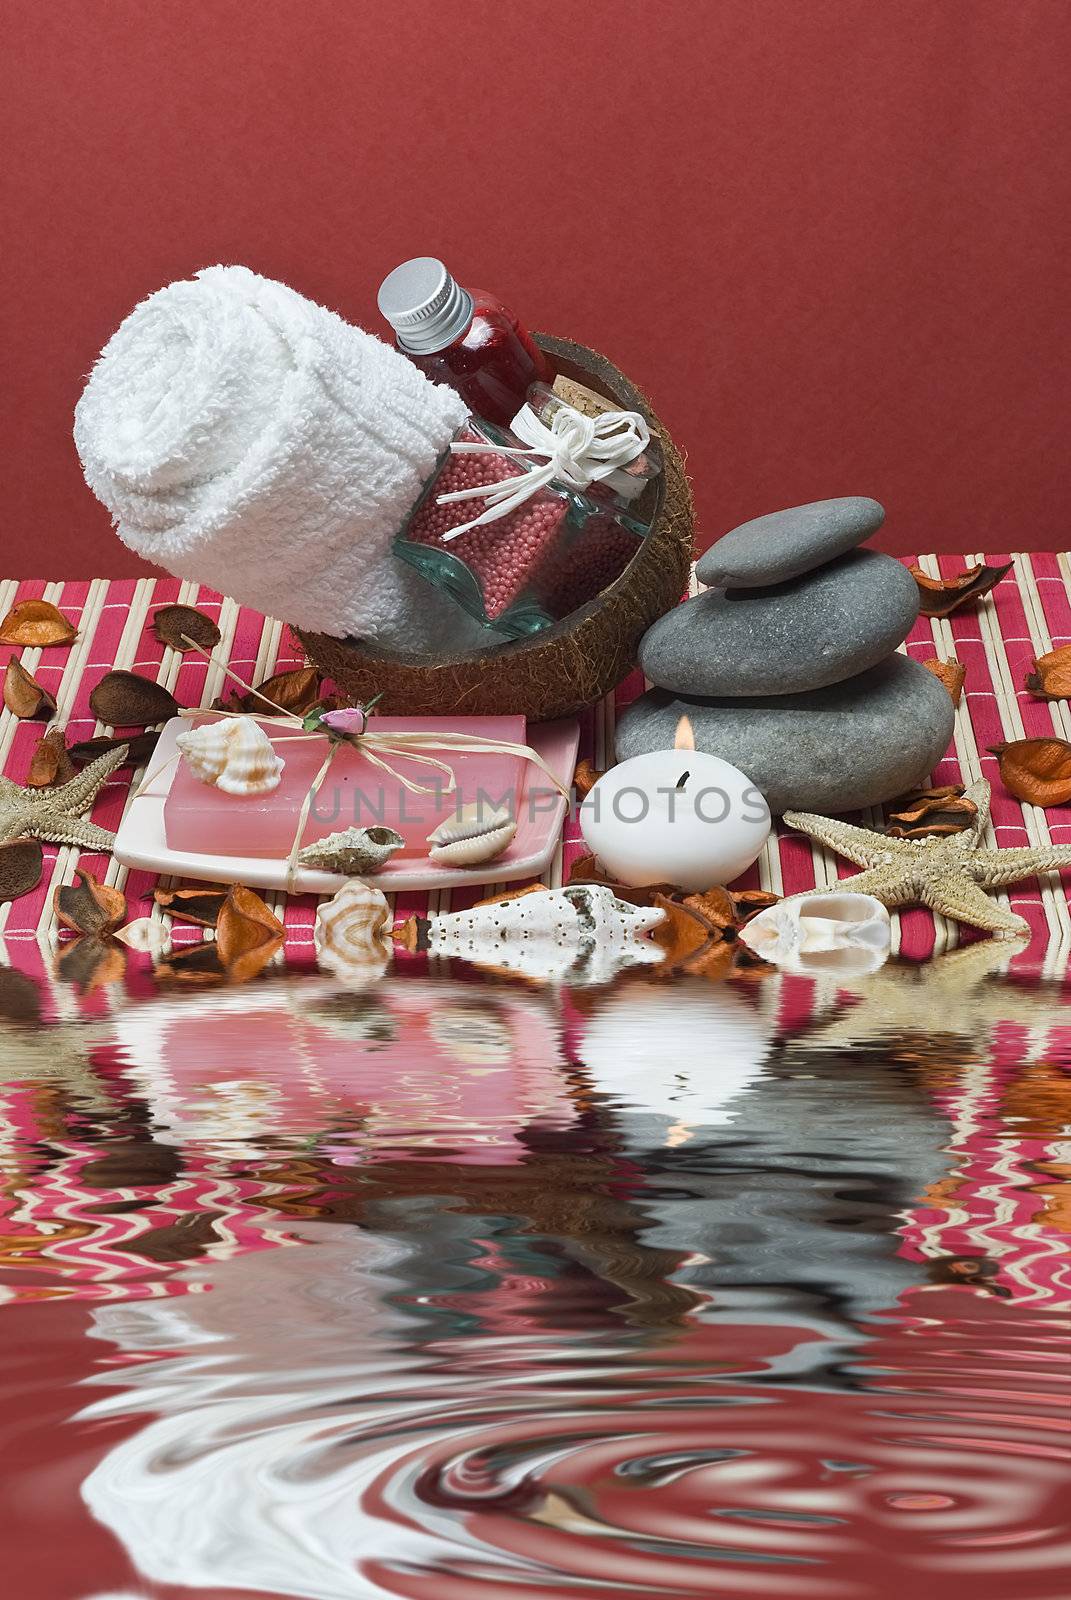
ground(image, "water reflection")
xmin=0 ymin=943 xmax=1069 ymax=1598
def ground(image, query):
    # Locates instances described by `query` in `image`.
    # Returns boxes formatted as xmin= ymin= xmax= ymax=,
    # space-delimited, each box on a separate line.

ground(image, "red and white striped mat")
xmin=3 ymin=553 xmax=1071 ymax=964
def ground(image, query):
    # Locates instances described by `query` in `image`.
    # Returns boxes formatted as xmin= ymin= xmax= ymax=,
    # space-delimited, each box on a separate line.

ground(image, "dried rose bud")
xmin=321 ymin=706 xmax=368 ymax=737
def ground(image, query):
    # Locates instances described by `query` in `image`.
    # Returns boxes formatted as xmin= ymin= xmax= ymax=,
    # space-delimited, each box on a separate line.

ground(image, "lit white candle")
xmin=579 ymin=717 xmax=771 ymax=891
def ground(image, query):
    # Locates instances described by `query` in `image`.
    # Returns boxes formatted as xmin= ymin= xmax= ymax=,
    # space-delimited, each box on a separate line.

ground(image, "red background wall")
xmin=3 ymin=0 xmax=1069 ymax=579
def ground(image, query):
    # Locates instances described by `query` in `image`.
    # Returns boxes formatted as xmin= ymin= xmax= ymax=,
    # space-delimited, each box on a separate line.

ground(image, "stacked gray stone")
xmin=615 ymin=497 xmax=955 ymax=813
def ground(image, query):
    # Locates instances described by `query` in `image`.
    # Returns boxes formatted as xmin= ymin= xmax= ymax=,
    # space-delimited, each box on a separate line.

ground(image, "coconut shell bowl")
xmin=295 ymin=335 xmax=695 ymax=721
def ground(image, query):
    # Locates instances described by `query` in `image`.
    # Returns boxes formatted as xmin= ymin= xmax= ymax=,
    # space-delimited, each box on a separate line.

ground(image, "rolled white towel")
xmin=74 ymin=265 xmax=495 ymax=652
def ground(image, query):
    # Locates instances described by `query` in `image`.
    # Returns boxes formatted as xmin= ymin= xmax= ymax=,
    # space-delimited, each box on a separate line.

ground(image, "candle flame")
xmin=674 ymin=716 xmax=696 ymax=752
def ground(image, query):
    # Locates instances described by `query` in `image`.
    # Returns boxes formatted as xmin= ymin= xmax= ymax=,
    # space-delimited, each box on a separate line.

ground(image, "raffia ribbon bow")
xmin=438 ymin=399 xmax=651 ymax=541
xmin=135 ymin=638 xmax=570 ymax=891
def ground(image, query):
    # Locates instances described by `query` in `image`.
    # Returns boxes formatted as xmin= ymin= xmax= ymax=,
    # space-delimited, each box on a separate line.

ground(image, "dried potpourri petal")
xmin=0 ymin=838 xmax=44 ymax=902
xmin=54 ymin=870 xmax=127 ymax=936
xmin=150 ymin=605 xmax=221 ymax=652
xmin=153 ymin=885 xmax=229 ymax=928
xmin=677 ymin=937 xmax=736 ymax=982
xmin=885 ymin=784 xmax=978 ymax=839
xmin=56 ymin=936 xmax=126 ymax=992
xmin=69 ymin=731 xmax=161 ymax=769
xmin=215 ymin=884 xmax=285 ymax=968
xmin=225 ymin=933 xmax=285 ymax=984
xmin=989 ymin=737 xmax=1071 ymax=807
xmin=649 ymin=892 xmax=721 ymax=966
xmin=88 ymin=670 xmax=180 ymax=727
xmin=729 ymin=889 xmax=781 ymax=923
xmin=154 ymin=941 xmax=227 ymax=985
xmin=0 ymin=599 xmax=78 ymax=647
xmin=679 ymin=885 xmax=737 ymax=930
xmin=0 ymin=964 xmax=42 ymax=1023
xmin=572 ymin=760 xmax=603 ymax=800
xmin=922 ymin=657 xmax=966 ymax=706
xmin=910 ymin=561 xmax=1012 ymax=618
xmin=1025 ymin=644 xmax=1071 ymax=701
xmin=27 ymin=727 xmax=77 ymax=788
xmin=3 ymin=658 xmax=57 ymax=720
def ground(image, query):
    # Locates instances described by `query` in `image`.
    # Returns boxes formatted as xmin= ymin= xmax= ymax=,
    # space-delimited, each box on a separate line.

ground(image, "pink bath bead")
xmin=405 ymin=428 xmax=642 ymax=626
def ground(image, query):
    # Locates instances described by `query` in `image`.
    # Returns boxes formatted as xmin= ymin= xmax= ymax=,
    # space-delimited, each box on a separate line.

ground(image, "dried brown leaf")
xmin=218 ymin=666 xmax=321 ymax=717
xmin=3 ymin=657 xmax=57 ymax=720
xmin=990 ymin=738 xmax=1071 ymax=807
xmin=89 ymin=670 xmax=180 ymax=728
xmin=69 ymin=731 xmax=160 ymax=769
xmin=151 ymin=605 xmax=222 ymax=653
xmin=922 ymin=657 xmax=966 ymax=706
xmin=0 ymin=600 xmax=78 ymax=648
xmin=910 ymin=562 xmax=1012 ymax=618
xmin=27 ymin=727 xmax=76 ymax=788
xmin=1025 ymin=644 xmax=1071 ymax=701
xmin=56 ymin=936 xmax=126 ymax=992
xmin=54 ymin=870 xmax=127 ymax=936
xmin=153 ymin=885 xmax=229 ymax=928
xmin=215 ymin=884 xmax=285 ymax=968
xmin=573 ymin=760 xmax=603 ymax=800
xmin=0 ymin=838 xmax=44 ymax=902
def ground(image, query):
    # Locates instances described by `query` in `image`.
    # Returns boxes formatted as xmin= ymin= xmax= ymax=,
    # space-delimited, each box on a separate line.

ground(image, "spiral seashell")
xmin=412 ymin=884 xmax=665 ymax=985
xmin=738 ymin=890 xmax=891 ymax=977
xmin=298 ymin=826 xmax=404 ymax=876
xmin=427 ymin=804 xmax=517 ymax=867
xmin=176 ymin=715 xmax=284 ymax=796
xmin=313 ymin=879 xmax=394 ymax=987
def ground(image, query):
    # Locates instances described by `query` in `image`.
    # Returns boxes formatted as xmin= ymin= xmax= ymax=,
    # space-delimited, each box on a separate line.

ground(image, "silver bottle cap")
xmin=377 ymin=258 xmax=474 ymax=355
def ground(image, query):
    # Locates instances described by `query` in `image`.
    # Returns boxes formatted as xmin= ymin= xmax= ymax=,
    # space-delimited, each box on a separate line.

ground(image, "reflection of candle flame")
xmin=674 ymin=716 xmax=696 ymax=752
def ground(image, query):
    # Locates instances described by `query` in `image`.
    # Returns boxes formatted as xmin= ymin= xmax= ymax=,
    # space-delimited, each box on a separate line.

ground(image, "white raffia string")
xmin=437 ymin=399 xmax=651 ymax=541
xmin=132 ymin=636 xmax=569 ymax=891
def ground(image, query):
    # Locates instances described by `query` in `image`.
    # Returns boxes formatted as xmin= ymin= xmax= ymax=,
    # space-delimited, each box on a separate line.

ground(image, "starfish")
xmin=0 ymin=744 xmax=128 ymax=852
xmin=783 ymin=779 xmax=1071 ymax=938
xmin=784 ymin=936 xmax=1068 ymax=1056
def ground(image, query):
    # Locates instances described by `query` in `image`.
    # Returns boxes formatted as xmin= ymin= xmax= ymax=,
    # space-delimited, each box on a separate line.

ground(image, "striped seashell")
xmin=176 ymin=715 xmax=284 ymax=796
xmin=427 ymin=803 xmax=517 ymax=867
xmin=314 ymin=879 xmax=394 ymax=987
xmin=298 ymin=826 xmax=404 ymax=876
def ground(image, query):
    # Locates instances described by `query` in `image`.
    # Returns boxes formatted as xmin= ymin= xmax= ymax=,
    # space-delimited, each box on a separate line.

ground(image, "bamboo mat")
xmin=2 ymin=555 xmax=1071 ymax=967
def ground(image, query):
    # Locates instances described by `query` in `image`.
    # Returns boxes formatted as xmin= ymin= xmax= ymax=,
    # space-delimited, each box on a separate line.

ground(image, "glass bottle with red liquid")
xmin=378 ymin=257 xmax=553 ymax=427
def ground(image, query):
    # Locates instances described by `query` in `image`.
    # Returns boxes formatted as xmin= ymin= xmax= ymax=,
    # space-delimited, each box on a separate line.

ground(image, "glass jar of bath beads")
xmin=378 ymin=258 xmax=552 ymax=428
xmin=394 ymin=417 xmax=649 ymax=639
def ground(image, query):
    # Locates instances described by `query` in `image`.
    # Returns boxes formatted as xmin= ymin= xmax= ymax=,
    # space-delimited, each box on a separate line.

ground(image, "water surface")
xmin=1 ymin=943 xmax=1068 ymax=1599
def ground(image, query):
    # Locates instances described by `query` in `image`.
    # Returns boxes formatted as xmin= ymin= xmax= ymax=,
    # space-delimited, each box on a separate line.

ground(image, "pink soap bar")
xmin=164 ymin=715 xmax=527 ymax=859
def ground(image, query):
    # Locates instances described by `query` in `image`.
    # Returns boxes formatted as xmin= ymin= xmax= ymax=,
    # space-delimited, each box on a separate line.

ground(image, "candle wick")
xmin=675 ymin=770 xmax=690 ymax=790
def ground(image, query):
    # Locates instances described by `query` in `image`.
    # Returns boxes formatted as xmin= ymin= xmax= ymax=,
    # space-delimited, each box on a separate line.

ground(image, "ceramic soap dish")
xmin=114 ymin=716 xmax=580 ymax=894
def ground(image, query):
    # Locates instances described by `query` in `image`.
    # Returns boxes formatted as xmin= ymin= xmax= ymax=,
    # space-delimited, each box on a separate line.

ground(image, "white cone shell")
xmin=738 ymin=890 xmax=891 ymax=977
